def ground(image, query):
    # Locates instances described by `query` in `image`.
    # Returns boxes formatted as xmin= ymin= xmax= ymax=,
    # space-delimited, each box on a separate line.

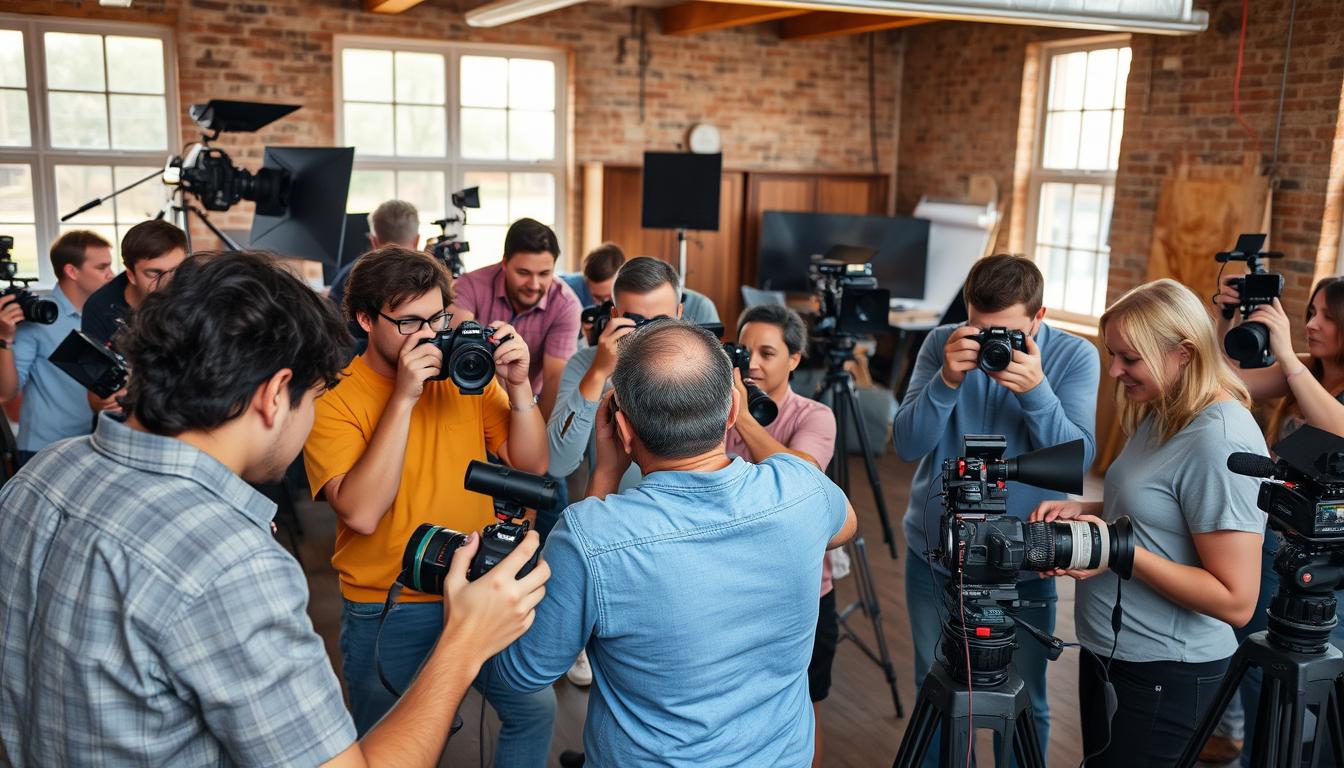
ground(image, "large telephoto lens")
xmin=1023 ymin=516 xmax=1134 ymax=579
xmin=1224 ymin=321 xmax=1271 ymax=367
xmin=401 ymin=523 xmax=468 ymax=595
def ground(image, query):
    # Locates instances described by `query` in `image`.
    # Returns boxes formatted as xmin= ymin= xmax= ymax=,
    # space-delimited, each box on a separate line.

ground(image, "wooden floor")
xmin=292 ymin=451 xmax=1233 ymax=767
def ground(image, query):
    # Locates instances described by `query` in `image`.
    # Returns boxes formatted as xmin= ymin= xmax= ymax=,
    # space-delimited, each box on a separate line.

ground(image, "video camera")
xmin=1228 ymin=425 xmax=1344 ymax=652
xmin=50 ymin=330 xmax=129 ymax=398
xmin=1217 ymin=233 xmax=1285 ymax=369
xmin=427 ymin=186 xmax=480 ymax=278
xmin=584 ymin=301 xmax=724 ymax=347
xmin=417 ymin=320 xmax=496 ymax=395
xmin=399 ymin=460 xmax=559 ymax=593
xmin=936 ymin=435 xmax=1134 ymax=684
xmin=721 ymin=342 xmax=778 ymax=426
xmin=811 ymin=259 xmax=890 ymax=337
xmin=0 ymin=236 xmax=58 ymax=325
xmin=164 ymin=101 xmax=299 ymax=215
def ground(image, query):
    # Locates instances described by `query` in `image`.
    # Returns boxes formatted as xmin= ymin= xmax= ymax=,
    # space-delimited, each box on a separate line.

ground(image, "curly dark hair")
xmin=118 ymin=251 xmax=354 ymax=435
xmin=343 ymin=245 xmax=452 ymax=325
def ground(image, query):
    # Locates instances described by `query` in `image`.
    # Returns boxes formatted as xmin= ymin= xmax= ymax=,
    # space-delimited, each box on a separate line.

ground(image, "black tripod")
xmin=60 ymin=168 xmax=240 ymax=251
xmin=893 ymin=584 xmax=1046 ymax=768
xmin=1176 ymin=546 xmax=1344 ymax=768
xmin=814 ymin=333 xmax=903 ymax=717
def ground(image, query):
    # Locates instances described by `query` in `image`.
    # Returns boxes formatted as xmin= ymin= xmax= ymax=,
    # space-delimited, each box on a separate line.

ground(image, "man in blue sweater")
xmin=893 ymin=254 xmax=1100 ymax=766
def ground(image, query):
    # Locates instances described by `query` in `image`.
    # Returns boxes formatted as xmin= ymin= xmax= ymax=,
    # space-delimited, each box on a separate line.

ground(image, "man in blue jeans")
xmin=489 ymin=321 xmax=858 ymax=766
xmin=893 ymin=254 xmax=1100 ymax=766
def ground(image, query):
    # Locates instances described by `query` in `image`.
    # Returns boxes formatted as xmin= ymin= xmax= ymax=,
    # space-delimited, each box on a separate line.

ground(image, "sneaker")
xmin=1197 ymin=734 xmax=1243 ymax=764
xmin=566 ymin=649 xmax=593 ymax=687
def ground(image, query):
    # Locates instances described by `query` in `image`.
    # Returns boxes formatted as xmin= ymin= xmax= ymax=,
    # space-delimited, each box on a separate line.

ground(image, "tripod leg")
xmin=893 ymin=692 xmax=939 ymax=768
xmin=1013 ymin=713 xmax=1047 ymax=768
xmin=848 ymin=534 xmax=904 ymax=717
xmin=1252 ymin=676 xmax=1284 ymax=767
xmin=1330 ymin=678 xmax=1344 ymax=767
xmin=1175 ymin=651 xmax=1251 ymax=768
xmin=940 ymin=710 xmax=974 ymax=768
xmin=839 ymin=379 xmax=898 ymax=559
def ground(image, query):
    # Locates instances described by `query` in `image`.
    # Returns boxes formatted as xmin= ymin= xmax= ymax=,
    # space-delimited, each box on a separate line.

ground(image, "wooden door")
xmin=742 ymin=174 xmax=817 ymax=289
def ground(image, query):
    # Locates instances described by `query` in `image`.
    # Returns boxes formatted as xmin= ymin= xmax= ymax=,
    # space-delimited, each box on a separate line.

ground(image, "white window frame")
xmin=333 ymin=35 xmax=568 ymax=265
xmin=1024 ymin=34 xmax=1130 ymax=324
xmin=0 ymin=13 xmax=180 ymax=285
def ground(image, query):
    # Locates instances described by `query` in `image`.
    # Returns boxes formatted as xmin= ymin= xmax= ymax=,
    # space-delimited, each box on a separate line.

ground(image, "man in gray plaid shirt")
xmin=0 ymin=251 xmax=549 ymax=767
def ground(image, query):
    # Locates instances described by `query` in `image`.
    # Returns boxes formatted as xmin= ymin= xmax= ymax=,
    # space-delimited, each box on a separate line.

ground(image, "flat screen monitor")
xmin=641 ymin=152 xmax=721 ymax=231
xmin=756 ymin=211 xmax=929 ymax=297
xmin=248 ymin=146 xmax=354 ymax=268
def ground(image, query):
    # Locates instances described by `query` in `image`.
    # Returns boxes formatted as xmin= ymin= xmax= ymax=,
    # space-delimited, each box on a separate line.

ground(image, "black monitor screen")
xmin=248 ymin=146 xmax=354 ymax=268
xmin=336 ymin=212 xmax=371 ymax=280
xmin=757 ymin=211 xmax=929 ymax=296
xmin=641 ymin=152 xmax=721 ymax=231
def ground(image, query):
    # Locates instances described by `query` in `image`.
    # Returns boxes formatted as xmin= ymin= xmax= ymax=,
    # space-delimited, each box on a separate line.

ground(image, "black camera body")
xmin=50 ymin=330 xmax=129 ymax=398
xmin=0 ymin=236 xmax=58 ymax=325
xmin=585 ymin=304 xmax=725 ymax=347
xmin=811 ymin=259 xmax=890 ymax=337
xmin=399 ymin=461 xmax=560 ymax=594
xmin=722 ymin=342 xmax=779 ymax=426
xmin=177 ymin=143 xmax=288 ymax=215
xmin=972 ymin=327 xmax=1027 ymax=373
xmin=1217 ymin=233 xmax=1285 ymax=369
xmin=417 ymin=320 xmax=496 ymax=394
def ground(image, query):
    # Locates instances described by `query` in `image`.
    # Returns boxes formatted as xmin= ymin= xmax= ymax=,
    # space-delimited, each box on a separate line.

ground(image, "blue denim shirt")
xmin=13 ymin=285 xmax=90 ymax=452
xmin=488 ymin=454 xmax=848 ymax=767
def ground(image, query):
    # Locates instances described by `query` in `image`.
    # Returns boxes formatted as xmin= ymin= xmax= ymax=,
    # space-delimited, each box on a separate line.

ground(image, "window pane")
xmin=1100 ymin=185 xmax=1114 ymax=251
xmin=1037 ymin=183 xmax=1071 ymax=247
xmin=510 ymin=172 xmax=554 ymax=225
xmin=1070 ymin=184 xmax=1103 ymax=249
xmin=0 ymin=90 xmax=31 ymax=147
xmin=1109 ymin=110 xmax=1124 ymax=171
xmin=49 ymin=92 xmax=109 ymax=149
xmin=1039 ymin=245 xmax=1066 ymax=310
xmin=463 ymin=171 xmax=509 ymax=224
xmin=113 ymin=166 xmax=168 ymax=223
xmin=396 ymin=170 xmax=445 ymax=217
xmin=106 ymin=36 xmax=165 ymax=94
xmin=1042 ymin=112 xmax=1080 ymax=170
xmin=395 ymin=51 xmax=445 ymax=105
xmin=55 ymin=165 xmax=116 ymax=224
xmin=462 ymin=224 xmax=506 ymax=271
xmin=343 ymin=48 xmax=393 ymax=102
xmin=460 ymin=108 xmax=507 ymax=159
xmin=344 ymin=102 xmax=394 ymax=156
xmin=110 ymin=94 xmax=167 ymax=150
xmin=1048 ymin=51 xmax=1085 ymax=110
xmin=508 ymin=110 xmax=554 ymax=161
xmin=45 ymin=32 xmax=105 ymax=91
xmin=508 ymin=59 xmax=554 ymax=110
xmin=461 ymin=56 xmax=508 ymax=108
xmin=1084 ymin=48 xmax=1118 ymax=110
xmin=1114 ymin=47 xmax=1132 ymax=109
xmin=59 ymin=223 xmax=118 ymax=265
xmin=1092 ymin=252 xmax=1109 ymax=315
xmin=0 ymin=31 xmax=26 ymax=88
xmin=1064 ymin=249 xmax=1096 ymax=315
xmin=1 ymin=225 xmax=39 ymax=278
xmin=1077 ymin=111 xmax=1111 ymax=171
xmin=394 ymin=104 xmax=446 ymax=157
xmin=0 ymin=164 xmax=35 ymax=222
xmin=347 ymin=169 xmax=396 ymax=213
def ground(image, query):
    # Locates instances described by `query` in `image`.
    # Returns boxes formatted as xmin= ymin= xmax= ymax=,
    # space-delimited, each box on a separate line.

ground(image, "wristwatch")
xmin=0 ymin=339 xmax=12 ymax=350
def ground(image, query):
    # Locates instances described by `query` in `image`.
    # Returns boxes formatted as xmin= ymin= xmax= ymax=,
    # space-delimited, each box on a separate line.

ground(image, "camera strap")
xmin=374 ymin=581 xmax=406 ymax=697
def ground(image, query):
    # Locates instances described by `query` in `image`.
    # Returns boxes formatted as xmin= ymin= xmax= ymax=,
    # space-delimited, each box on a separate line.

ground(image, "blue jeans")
xmin=905 ymin=548 xmax=1055 ymax=768
xmin=340 ymin=599 xmax=555 ymax=767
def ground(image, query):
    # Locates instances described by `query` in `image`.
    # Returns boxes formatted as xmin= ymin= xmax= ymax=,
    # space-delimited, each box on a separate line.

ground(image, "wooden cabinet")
xmin=583 ymin=163 xmax=887 ymax=326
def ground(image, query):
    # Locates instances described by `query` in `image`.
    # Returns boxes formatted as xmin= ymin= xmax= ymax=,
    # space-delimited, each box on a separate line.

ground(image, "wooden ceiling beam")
xmin=779 ymin=12 xmax=933 ymax=41
xmin=363 ymin=0 xmax=430 ymax=13
xmin=662 ymin=2 xmax=809 ymax=36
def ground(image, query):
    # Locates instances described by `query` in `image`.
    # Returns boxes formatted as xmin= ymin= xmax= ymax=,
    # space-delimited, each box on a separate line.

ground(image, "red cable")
xmin=958 ymin=558 xmax=973 ymax=768
xmin=1233 ymin=0 xmax=1262 ymax=153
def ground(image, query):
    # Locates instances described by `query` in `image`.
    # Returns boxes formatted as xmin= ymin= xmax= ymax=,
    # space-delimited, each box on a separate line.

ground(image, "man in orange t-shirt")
xmin=303 ymin=246 xmax=552 ymax=766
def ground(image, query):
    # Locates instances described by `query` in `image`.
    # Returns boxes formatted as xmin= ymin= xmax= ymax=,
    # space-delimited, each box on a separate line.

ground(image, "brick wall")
xmin=895 ymin=0 xmax=1344 ymax=326
xmin=8 ymin=0 xmax=901 ymax=263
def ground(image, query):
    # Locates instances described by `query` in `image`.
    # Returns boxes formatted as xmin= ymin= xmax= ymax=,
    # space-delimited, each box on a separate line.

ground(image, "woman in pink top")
xmin=724 ymin=303 xmax=838 ymax=768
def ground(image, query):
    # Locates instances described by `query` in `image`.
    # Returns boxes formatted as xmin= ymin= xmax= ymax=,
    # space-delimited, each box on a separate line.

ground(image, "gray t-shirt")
xmin=1076 ymin=400 xmax=1268 ymax=663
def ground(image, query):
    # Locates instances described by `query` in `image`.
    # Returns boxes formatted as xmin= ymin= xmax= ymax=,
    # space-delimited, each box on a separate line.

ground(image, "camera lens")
xmin=22 ymin=292 xmax=58 ymax=325
xmin=401 ymin=523 xmax=468 ymax=595
xmin=1225 ymin=322 xmax=1271 ymax=367
xmin=450 ymin=344 xmax=495 ymax=392
xmin=1022 ymin=516 xmax=1134 ymax=578
xmin=978 ymin=340 xmax=1013 ymax=372
xmin=746 ymin=384 xmax=778 ymax=426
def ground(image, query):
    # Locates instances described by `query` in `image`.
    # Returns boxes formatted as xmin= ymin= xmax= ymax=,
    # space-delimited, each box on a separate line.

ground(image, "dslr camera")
xmin=417 ymin=320 xmax=496 ymax=395
xmin=971 ymin=327 xmax=1027 ymax=373
xmin=399 ymin=460 xmax=559 ymax=593
xmin=1217 ymin=233 xmax=1284 ymax=369
xmin=0 ymin=236 xmax=58 ymax=325
xmin=811 ymin=259 xmax=890 ymax=337
xmin=721 ymin=343 xmax=778 ymax=426
xmin=585 ymin=301 xmax=725 ymax=346
xmin=50 ymin=330 xmax=129 ymax=398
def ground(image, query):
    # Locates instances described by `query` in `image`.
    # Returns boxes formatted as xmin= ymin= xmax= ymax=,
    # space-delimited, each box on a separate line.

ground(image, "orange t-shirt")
xmin=304 ymin=354 xmax=511 ymax=603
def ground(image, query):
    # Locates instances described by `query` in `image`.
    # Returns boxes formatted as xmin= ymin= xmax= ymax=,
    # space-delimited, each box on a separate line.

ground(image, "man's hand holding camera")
xmin=941 ymin=325 xmax=1044 ymax=394
xmin=395 ymin=330 xmax=444 ymax=403
xmin=486 ymin=320 xmax=533 ymax=407
xmin=940 ymin=326 xmax=982 ymax=389
xmin=989 ymin=333 xmax=1044 ymax=394
xmin=441 ymin=529 xmax=550 ymax=665
xmin=0 ymin=293 xmax=24 ymax=345
xmin=579 ymin=314 xmax=636 ymax=403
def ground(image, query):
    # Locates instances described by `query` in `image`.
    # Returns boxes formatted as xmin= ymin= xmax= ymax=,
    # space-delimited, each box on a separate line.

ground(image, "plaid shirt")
xmin=0 ymin=414 xmax=355 ymax=767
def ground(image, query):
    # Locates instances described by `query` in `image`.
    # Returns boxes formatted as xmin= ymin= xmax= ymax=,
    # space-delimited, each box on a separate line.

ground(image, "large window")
xmin=0 ymin=15 xmax=177 ymax=282
xmin=335 ymin=38 xmax=565 ymax=273
xmin=1027 ymin=38 xmax=1130 ymax=319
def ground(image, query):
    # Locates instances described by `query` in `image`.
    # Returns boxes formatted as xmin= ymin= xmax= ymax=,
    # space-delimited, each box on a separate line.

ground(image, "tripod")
xmin=60 ymin=168 xmax=240 ymax=252
xmin=893 ymin=584 xmax=1046 ymax=768
xmin=814 ymin=333 xmax=903 ymax=717
xmin=1176 ymin=552 xmax=1344 ymax=768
